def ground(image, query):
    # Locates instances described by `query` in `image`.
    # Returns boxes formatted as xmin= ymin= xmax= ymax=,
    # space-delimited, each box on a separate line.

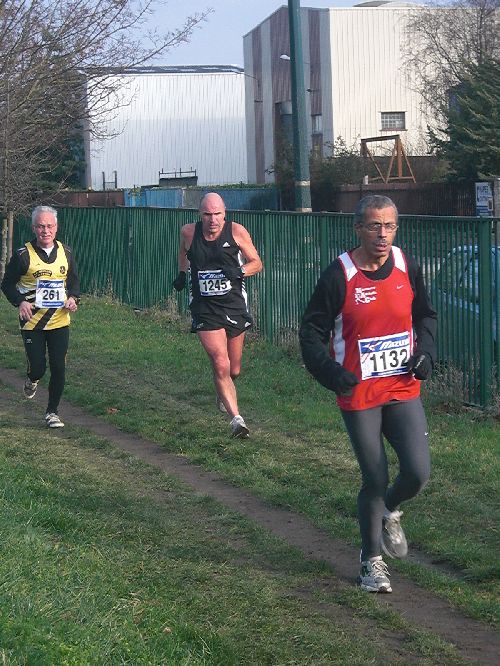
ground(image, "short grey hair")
xmin=32 ymin=205 xmax=58 ymax=226
xmin=354 ymin=195 xmax=398 ymax=225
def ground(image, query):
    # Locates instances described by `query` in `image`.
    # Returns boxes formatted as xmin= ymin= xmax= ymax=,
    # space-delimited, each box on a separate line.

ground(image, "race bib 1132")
xmin=358 ymin=331 xmax=411 ymax=379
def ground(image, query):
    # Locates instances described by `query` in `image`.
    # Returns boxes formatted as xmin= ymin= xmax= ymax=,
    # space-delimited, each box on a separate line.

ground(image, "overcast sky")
xmin=152 ymin=1 xmax=356 ymax=67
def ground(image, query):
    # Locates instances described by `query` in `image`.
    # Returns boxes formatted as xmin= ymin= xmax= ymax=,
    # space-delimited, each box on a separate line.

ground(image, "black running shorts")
xmin=190 ymin=310 xmax=253 ymax=338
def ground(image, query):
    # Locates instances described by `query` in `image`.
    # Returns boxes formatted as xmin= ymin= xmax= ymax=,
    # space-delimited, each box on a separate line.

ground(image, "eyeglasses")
xmin=362 ymin=223 xmax=398 ymax=233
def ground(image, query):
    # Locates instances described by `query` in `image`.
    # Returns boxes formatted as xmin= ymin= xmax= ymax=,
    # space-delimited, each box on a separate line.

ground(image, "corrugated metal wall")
xmin=182 ymin=188 xmax=278 ymax=211
xmin=123 ymin=189 xmax=183 ymax=208
xmin=89 ymin=70 xmax=247 ymax=190
xmin=329 ymin=8 xmax=428 ymax=150
xmin=123 ymin=187 xmax=279 ymax=211
xmin=308 ymin=9 xmax=322 ymax=117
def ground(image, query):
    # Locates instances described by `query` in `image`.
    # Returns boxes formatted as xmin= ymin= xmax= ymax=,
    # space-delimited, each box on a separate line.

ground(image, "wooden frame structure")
xmin=360 ymin=134 xmax=416 ymax=183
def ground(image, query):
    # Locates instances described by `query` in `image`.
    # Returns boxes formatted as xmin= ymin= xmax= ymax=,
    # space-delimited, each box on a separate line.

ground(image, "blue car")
xmin=433 ymin=244 xmax=499 ymax=341
xmin=431 ymin=244 xmax=499 ymax=404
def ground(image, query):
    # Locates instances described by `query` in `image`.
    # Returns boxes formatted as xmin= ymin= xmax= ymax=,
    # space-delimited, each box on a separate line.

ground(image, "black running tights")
xmin=341 ymin=398 xmax=430 ymax=560
xmin=22 ymin=327 xmax=69 ymax=414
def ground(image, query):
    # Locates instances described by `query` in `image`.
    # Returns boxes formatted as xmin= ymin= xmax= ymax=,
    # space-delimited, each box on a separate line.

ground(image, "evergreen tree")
xmin=431 ymin=57 xmax=500 ymax=180
xmin=403 ymin=0 xmax=498 ymax=126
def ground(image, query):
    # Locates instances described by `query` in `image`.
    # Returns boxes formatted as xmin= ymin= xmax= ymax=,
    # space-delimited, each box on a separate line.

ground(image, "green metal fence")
xmin=14 ymin=208 xmax=499 ymax=408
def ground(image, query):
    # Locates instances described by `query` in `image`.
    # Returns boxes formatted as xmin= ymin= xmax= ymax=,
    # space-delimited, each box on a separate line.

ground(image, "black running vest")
xmin=187 ymin=220 xmax=248 ymax=314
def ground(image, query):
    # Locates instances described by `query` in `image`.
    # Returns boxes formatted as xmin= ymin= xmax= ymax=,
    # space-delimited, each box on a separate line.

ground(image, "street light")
xmin=281 ymin=56 xmax=318 ymax=95
xmin=240 ymin=71 xmax=262 ymax=102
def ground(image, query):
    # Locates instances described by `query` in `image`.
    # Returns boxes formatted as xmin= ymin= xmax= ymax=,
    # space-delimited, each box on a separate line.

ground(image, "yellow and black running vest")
xmin=17 ymin=241 xmax=71 ymax=330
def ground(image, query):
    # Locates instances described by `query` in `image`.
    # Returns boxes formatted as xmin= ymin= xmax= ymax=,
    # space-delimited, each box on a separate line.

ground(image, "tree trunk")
xmin=0 ymin=214 xmax=7 ymax=282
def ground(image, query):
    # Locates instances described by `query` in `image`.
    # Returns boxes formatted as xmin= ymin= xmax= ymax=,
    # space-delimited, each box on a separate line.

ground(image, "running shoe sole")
xmin=381 ymin=516 xmax=408 ymax=559
xmin=45 ymin=414 xmax=65 ymax=428
xmin=231 ymin=424 xmax=250 ymax=438
xmin=23 ymin=381 xmax=38 ymax=399
xmin=357 ymin=576 xmax=392 ymax=593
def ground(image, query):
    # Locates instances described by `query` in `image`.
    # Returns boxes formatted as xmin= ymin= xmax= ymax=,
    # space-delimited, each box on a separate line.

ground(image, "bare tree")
xmin=402 ymin=0 xmax=499 ymax=127
xmin=0 ymin=0 xmax=212 ymax=221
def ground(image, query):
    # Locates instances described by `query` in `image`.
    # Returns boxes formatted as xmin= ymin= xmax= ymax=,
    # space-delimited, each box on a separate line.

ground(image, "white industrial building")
xmin=244 ymin=2 xmax=432 ymax=184
xmin=85 ymin=65 xmax=247 ymax=190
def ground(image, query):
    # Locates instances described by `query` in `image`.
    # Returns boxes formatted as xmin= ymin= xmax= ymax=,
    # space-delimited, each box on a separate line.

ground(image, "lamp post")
xmin=287 ymin=0 xmax=312 ymax=212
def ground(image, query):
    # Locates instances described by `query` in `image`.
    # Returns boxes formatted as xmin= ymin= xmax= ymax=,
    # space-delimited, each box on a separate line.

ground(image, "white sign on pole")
xmin=475 ymin=182 xmax=493 ymax=217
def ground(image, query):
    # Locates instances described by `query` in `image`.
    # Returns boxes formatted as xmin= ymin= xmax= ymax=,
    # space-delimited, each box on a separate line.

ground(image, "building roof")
xmin=88 ymin=65 xmax=244 ymax=76
xmin=354 ymin=1 xmax=420 ymax=7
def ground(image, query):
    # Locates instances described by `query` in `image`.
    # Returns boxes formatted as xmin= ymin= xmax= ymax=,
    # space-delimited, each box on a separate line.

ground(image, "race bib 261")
xmin=35 ymin=279 xmax=66 ymax=309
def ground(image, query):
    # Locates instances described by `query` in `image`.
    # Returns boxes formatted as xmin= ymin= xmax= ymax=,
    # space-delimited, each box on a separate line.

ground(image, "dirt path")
xmin=1 ymin=366 xmax=498 ymax=665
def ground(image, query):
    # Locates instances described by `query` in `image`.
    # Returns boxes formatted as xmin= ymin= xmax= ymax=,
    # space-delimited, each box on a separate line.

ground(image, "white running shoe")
xmin=45 ymin=412 xmax=65 ymax=428
xmin=358 ymin=556 xmax=392 ymax=593
xmin=230 ymin=415 xmax=249 ymax=438
xmin=382 ymin=510 xmax=408 ymax=559
xmin=23 ymin=378 xmax=38 ymax=399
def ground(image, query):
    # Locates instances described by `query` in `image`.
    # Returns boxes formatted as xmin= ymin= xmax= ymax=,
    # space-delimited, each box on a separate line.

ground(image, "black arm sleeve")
xmin=63 ymin=245 xmax=81 ymax=299
xmin=299 ymin=260 xmax=347 ymax=390
xmin=0 ymin=249 xmax=29 ymax=306
xmin=407 ymin=256 xmax=437 ymax=364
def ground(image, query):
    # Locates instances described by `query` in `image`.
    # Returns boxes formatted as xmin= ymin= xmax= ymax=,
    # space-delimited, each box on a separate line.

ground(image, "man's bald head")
xmin=199 ymin=192 xmax=225 ymax=213
xmin=199 ymin=192 xmax=226 ymax=237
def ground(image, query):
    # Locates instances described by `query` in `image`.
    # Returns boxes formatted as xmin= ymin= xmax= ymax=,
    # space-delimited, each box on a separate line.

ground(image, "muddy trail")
xmin=0 ymin=367 xmax=498 ymax=665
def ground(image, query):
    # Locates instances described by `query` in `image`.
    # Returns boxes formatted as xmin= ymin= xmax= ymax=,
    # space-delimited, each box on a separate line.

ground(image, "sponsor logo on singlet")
xmin=354 ymin=286 xmax=377 ymax=305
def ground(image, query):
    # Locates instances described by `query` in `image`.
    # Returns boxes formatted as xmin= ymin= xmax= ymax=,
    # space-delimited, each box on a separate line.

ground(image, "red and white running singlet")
xmin=332 ymin=246 xmax=420 ymax=410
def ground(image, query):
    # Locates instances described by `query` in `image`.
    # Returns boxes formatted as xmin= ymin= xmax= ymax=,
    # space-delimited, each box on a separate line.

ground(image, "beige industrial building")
xmin=244 ymin=2 xmax=432 ymax=184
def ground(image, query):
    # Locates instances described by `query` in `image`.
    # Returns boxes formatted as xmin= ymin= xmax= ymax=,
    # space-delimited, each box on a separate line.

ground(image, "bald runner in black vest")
xmin=173 ymin=192 xmax=263 ymax=438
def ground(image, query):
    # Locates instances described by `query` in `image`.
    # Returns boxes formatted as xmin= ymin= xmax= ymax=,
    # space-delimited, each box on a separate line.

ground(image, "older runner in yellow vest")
xmin=1 ymin=205 xmax=80 ymax=428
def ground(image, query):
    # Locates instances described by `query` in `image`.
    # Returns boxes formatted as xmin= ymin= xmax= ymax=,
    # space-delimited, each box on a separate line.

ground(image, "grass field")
xmin=0 ymin=295 xmax=498 ymax=664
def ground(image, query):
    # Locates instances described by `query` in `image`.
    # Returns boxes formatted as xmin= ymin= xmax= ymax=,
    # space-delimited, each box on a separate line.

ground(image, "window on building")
xmin=312 ymin=114 xmax=323 ymax=134
xmin=381 ymin=112 xmax=406 ymax=131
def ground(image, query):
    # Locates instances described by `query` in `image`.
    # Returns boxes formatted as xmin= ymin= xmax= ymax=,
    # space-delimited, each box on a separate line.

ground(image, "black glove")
xmin=406 ymin=352 xmax=432 ymax=380
xmin=330 ymin=364 xmax=359 ymax=396
xmin=221 ymin=265 xmax=243 ymax=282
xmin=172 ymin=271 xmax=187 ymax=292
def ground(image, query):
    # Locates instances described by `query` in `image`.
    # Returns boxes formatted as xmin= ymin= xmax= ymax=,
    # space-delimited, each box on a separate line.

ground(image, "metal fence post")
xmin=263 ymin=210 xmax=274 ymax=343
xmin=125 ymin=208 xmax=134 ymax=305
xmin=320 ymin=214 xmax=329 ymax=273
xmin=478 ymin=219 xmax=493 ymax=407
